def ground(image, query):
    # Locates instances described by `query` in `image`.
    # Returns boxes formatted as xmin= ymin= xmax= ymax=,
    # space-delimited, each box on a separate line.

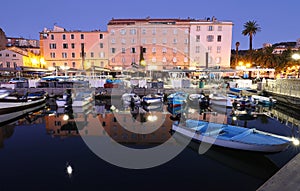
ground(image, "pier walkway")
xmin=257 ymin=153 xmax=300 ymax=191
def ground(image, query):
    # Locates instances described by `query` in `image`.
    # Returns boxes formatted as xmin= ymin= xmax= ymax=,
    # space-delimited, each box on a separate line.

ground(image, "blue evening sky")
xmin=1 ymin=0 xmax=299 ymax=50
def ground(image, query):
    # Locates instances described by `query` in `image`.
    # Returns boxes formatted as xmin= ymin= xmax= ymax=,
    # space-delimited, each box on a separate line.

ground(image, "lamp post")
xmin=292 ymin=53 xmax=300 ymax=78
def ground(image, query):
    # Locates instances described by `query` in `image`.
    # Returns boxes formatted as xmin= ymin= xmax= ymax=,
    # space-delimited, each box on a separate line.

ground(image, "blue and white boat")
xmin=252 ymin=95 xmax=277 ymax=106
xmin=142 ymin=93 xmax=163 ymax=105
xmin=172 ymin=119 xmax=293 ymax=153
xmin=167 ymin=92 xmax=188 ymax=107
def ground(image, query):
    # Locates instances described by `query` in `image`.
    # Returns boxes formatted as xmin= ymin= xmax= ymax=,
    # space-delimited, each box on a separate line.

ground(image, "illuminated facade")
xmin=40 ymin=17 xmax=233 ymax=72
xmin=39 ymin=25 xmax=110 ymax=72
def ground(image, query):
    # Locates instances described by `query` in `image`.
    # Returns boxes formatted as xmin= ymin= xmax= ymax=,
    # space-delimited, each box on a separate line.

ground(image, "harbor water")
xmin=0 ymin=97 xmax=299 ymax=191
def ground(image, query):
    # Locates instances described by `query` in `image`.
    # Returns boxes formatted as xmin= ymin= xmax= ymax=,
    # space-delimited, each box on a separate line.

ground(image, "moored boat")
xmin=172 ymin=119 xmax=293 ymax=153
xmin=0 ymin=95 xmax=46 ymax=125
xmin=142 ymin=93 xmax=163 ymax=105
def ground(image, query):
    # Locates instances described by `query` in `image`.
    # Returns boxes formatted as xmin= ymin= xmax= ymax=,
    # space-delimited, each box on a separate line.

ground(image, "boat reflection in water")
xmin=171 ymin=130 xmax=279 ymax=180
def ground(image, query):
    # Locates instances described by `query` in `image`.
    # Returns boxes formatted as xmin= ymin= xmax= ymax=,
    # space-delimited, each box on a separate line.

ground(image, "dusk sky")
xmin=1 ymin=0 xmax=299 ymax=50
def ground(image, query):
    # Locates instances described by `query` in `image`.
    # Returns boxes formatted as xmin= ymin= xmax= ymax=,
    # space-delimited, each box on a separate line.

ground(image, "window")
xmin=111 ymin=48 xmax=116 ymax=54
xmin=152 ymin=47 xmax=156 ymax=53
xmin=80 ymin=34 xmax=84 ymax=39
xmin=152 ymin=28 xmax=156 ymax=35
xmin=72 ymin=62 xmax=76 ymax=68
xmin=50 ymin=52 xmax=55 ymax=58
xmin=131 ymin=38 xmax=136 ymax=44
xmin=5 ymin=54 xmax=9 ymax=57
xmin=71 ymin=34 xmax=74 ymax=39
xmin=100 ymin=34 xmax=103 ymax=39
xmin=111 ymin=30 xmax=115 ymax=35
xmin=185 ymin=29 xmax=189 ymax=34
xmin=120 ymin=29 xmax=126 ymax=35
xmin=152 ymin=38 xmax=156 ymax=44
xmin=0 ymin=54 xmax=2 ymax=57
xmin=162 ymin=47 xmax=167 ymax=53
xmin=173 ymin=38 xmax=177 ymax=44
xmin=100 ymin=61 xmax=104 ymax=67
xmin=52 ymin=63 xmax=56 ymax=67
xmin=142 ymin=39 xmax=146 ymax=44
xmin=62 ymin=52 xmax=67 ymax=58
xmin=131 ymin=48 xmax=136 ymax=53
xmin=208 ymin=26 xmax=213 ymax=31
xmin=142 ymin=48 xmax=146 ymax=53
xmin=196 ymin=26 xmax=201 ymax=31
xmin=122 ymin=48 xmax=126 ymax=53
xmin=173 ymin=48 xmax=177 ymax=53
xmin=184 ymin=47 xmax=189 ymax=53
xmin=64 ymin=62 xmax=68 ymax=66
xmin=91 ymin=52 xmax=94 ymax=58
xmin=111 ymin=58 xmax=115 ymax=63
xmin=207 ymin=35 xmax=214 ymax=42
xmin=208 ymin=46 xmax=212 ymax=53
xmin=217 ymin=46 xmax=221 ymax=53
xmin=6 ymin=62 xmax=10 ymax=68
xmin=80 ymin=52 xmax=86 ymax=57
xmin=111 ymin=38 xmax=116 ymax=44
xmin=196 ymin=46 xmax=200 ymax=53
xmin=142 ymin=28 xmax=146 ymax=34
xmin=184 ymin=38 xmax=189 ymax=44
xmin=71 ymin=43 xmax=75 ymax=49
xmin=72 ymin=52 xmax=75 ymax=58
xmin=13 ymin=54 xmax=16 ymax=57
xmin=51 ymin=34 xmax=54 ymax=40
xmin=152 ymin=57 xmax=156 ymax=63
xmin=63 ymin=43 xmax=68 ymax=49
xmin=196 ymin=35 xmax=200 ymax=42
xmin=162 ymin=57 xmax=167 ymax=62
xmin=218 ymin=26 xmax=222 ymax=31
xmin=122 ymin=57 xmax=126 ymax=63
xmin=62 ymin=34 xmax=66 ymax=40
xmin=162 ymin=38 xmax=167 ymax=44
xmin=162 ymin=29 xmax=167 ymax=35
xmin=50 ymin=43 xmax=56 ymax=49
xmin=121 ymin=39 xmax=126 ymax=44
xmin=173 ymin=29 xmax=178 ymax=34
xmin=130 ymin=29 xmax=136 ymax=35
xmin=173 ymin=57 xmax=177 ymax=62
xmin=100 ymin=52 xmax=105 ymax=58
xmin=216 ymin=57 xmax=221 ymax=64
xmin=100 ymin=43 xmax=103 ymax=48
xmin=217 ymin=35 xmax=222 ymax=42
xmin=13 ymin=62 xmax=17 ymax=68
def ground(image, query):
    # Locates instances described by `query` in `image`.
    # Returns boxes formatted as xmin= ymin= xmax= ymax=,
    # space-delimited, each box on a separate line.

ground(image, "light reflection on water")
xmin=0 ymin=98 xmax=299 ymax=191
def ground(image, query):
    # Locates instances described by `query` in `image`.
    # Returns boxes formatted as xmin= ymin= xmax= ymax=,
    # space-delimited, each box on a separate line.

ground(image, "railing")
xmin=264 ymin=79 xmax=300 ymax=98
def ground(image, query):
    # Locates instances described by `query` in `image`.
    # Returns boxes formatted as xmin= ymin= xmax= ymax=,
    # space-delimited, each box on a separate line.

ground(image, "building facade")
xmin=39 ymin=25 xmax=109 ymax=73
xmin=40 ymin=17 xmax=233 ymax=73
xmin=189 ymin=17 xmax=233 ymax=69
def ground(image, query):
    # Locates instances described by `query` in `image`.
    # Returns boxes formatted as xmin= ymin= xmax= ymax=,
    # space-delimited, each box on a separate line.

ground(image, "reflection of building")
xmin=45 ymin=112 xmax=174 ymax=144
xmin=0 ymin=125 xmax=15 ymax=149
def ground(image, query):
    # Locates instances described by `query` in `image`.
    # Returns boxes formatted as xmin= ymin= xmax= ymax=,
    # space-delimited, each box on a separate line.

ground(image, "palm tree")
xmin=242 ymin=20 xmax=261 ymax=51
xmin=235 ymin=42 xmax=240 ymax=65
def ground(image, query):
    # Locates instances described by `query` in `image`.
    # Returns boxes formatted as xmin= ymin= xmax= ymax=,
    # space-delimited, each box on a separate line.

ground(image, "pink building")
xmin=40 ymin=25 xmax=109 ymax=74
xmin=40 ymin=17 xmax=233 ymax=74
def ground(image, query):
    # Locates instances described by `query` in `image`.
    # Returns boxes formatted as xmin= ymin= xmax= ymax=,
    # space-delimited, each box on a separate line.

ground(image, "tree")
xmin=235 ymin=42 xmax=240 ymax=65
xmin=242 ymin=21 xmax=261 ymax=51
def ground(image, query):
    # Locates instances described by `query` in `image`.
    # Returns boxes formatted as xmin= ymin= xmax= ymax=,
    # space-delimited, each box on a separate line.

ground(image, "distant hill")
xmin=272 ymin=41 xmax=296 ymax=47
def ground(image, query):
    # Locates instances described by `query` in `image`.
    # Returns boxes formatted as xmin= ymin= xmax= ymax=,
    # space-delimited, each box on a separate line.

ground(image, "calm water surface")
xmin=0 ymin=98 xmax=299 ymax=191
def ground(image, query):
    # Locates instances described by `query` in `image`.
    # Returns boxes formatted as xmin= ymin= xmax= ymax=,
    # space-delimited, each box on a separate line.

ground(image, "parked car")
xmin=9 ymin=77 xmax=28 ymax=83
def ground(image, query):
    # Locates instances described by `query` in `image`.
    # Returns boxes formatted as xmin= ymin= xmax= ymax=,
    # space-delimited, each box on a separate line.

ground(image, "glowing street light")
xmin=292 ymin=53 xmax=300 ymax=78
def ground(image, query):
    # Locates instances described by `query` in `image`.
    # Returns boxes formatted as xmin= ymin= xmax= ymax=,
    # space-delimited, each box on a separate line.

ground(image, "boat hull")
xmin=172 ymin=123 xmax=289 ymax=153
xmin=0 ymin=98 xmax=46 ymax=125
